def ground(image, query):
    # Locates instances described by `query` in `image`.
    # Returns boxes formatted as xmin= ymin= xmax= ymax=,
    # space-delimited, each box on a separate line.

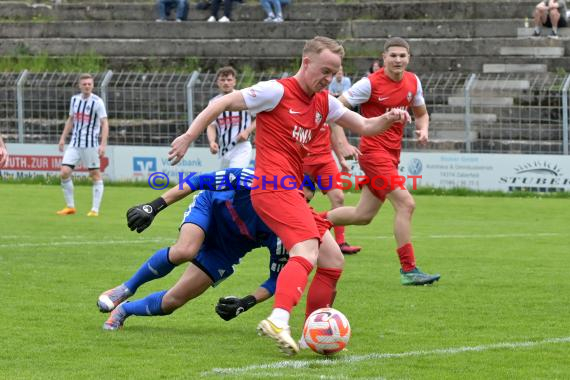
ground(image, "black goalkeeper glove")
xmin=215 ymin=295 xmax=257 ymax=321
xmin=126 ymin=197 xmax=168 ymax=233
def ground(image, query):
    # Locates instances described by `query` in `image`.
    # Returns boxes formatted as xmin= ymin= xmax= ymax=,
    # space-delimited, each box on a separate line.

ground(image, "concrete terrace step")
xmin=483 ymin=64 xmax=548 ymax=73
xmin=0 ymin=1 xmax=538 ymax=22
xmin=499 ymin=46 xmax=565 ymax=57
xmin=517 ymin=27 xmax=570 ymax=38
xmin=431 ymin=113 xmax=498 ymax=123
xmin=0 ymin=38 xmax=565 ymax=58
xmin=447 ymin=96 xmax=514 ymax=106
xmin=0 ymin=19 xmax=528 ymax=40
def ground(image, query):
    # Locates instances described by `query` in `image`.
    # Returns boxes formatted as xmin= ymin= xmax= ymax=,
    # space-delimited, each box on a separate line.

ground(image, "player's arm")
xmin=412 ymin=104 xmax=429 ymax=145
xmin=206 ymin=124 xmax=219 ymax=154
xmin=169 ymin=92 xmax=248 ymax=165
xmin=330 ymin=123 xmax=361 ymax=160
xmin=237 ymin=118 xmax=256 ymax=143
xmin=0 ymin=136 xmax=8 ymax=168
xmin=98 ymin=117 xmax=109 ymax=157
xmin=334 ymin=105 xmax=410 ymax=137
xmin=329 ymin=127 xmax=350 ymax=172
xmin=127 ymin=168 xmax=251 ymax=233
xmin=58 ymin=115 xmax=74 ymax=152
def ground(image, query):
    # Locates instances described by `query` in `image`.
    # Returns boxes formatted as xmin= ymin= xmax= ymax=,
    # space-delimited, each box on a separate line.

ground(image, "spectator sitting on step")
xmin=208 ymin=0 xmax=238 ymax=22
xmin=156 ymin=0 xmax=189 ymax=22
xmin=328 ymin=65 xmax=351 ymax=97
xmin=261 ymin=0 xmax=290 ymax=22
xmin=532 ymin=0 xmax=568 ymax=37
xmin=368 ymin=59 xmax=381 ymax=75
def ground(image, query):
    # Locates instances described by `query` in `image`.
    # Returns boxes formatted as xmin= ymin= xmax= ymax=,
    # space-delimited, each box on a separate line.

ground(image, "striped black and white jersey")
xmin=209 ymin=92 xmax=253 ymax=157
xmin=68 ymin=93 xmax=108 ymax=148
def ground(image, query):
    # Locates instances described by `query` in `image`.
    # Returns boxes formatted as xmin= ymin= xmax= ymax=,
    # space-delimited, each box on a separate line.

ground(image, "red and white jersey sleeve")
xmin=240 ymin=80 xmax=284 ymax=115
xmin=326 ymin=94 xmax=348 ymax=123
xmin=342 ymin=77 xmax=372 ymax=107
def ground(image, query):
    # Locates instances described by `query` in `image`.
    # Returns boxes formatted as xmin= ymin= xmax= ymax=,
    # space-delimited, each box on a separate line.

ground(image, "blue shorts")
xmin=181 ymin=191 xmax=241 ymax=286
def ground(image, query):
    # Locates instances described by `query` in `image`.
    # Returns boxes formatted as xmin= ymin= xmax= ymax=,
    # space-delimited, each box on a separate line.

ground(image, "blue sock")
xmin=123 ymin=290 xmax=167 ymax=316
xmin=124 ymin=247 xmax=176 ymax=293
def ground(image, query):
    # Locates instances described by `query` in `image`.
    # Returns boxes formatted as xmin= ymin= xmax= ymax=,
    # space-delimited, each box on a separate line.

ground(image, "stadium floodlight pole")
xmin=16 ymin=69 xmax=29 ymax=143
xmin=562 ymin=74 xmax=570 ymax=155
xmin=463 ymin=73 xmax=477 ymax=154
xmin=100 ymin=70 xmax=113 ymax=106
xmin=186 ymin=70 xmax=200 ymax=147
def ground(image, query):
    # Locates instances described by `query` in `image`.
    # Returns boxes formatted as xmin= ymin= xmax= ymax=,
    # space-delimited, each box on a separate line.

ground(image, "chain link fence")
xmin=1 ymin=70 xmax=568 ymax=155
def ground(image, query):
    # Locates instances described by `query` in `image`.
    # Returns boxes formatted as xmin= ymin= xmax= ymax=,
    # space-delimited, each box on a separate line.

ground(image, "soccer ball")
xmin=302 ymin=307 xmax=351 ymax=355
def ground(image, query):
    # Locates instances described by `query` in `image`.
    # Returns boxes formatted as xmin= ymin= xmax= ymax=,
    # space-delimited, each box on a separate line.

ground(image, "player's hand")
xmin=236 ymin=130 xmax=249 ymax=143
xmin=415 ymin=129 xmax=429 ymax=146
xmin=340 ymin=143 xmax=361 ymax=159
xmin=126 ymin=204 xmax=157 ymax=233
xmin=58 ymin=139 xmax=65 ymax=152
xmin=209 ymin=141 xmax=219 ymax=154
xmin=98 ymin=144 xmax=106 ymax=158
xmin=386 ymin=108 xmax=411 ymax=124
xmin=168 ymin=133 xmax=193 ymax=165
xmin=339 ymin=157 xmax=350 ymax=173
xmin=215 ymin=295 xmax=256 ymax=321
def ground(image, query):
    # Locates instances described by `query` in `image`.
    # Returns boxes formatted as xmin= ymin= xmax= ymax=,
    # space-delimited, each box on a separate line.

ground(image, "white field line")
xmin=0 ymin=238 xmax=173 ymax=249
xmin=357 ymin=232 xmax=562 ymax=240
xmin=202 ymin=336 xmax=570 ymax=377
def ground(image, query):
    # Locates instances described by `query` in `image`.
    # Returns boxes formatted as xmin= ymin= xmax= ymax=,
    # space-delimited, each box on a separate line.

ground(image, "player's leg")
xmin=103 ymin=264 xmax=213 ymax=330
xmin=305 ymin=230 xmax=344 ymax=319
xmin=325 ymin=185 xmax=383 ymax=226
xmin=87 ymin=169 xmax=103 ymax=216
xmin=97 ymin=223 xmax=205 ymax=312
xmin=387 ymin=188 xmax=440 ymax=285
xmin=82 ymin=147 xmax=103 ymax=216
xmin=326 ymin=188 xmax=361 ymax=254
xmin=57 ymin=148 xmax=79 ymax=214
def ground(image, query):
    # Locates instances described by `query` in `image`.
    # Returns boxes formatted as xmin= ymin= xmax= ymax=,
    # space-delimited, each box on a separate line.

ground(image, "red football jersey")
xmin=354 ymin=68 xmax=420 ymax=155
xmin=250 ymin=77 xmax=330 ymax=191
xmin=304 ymin=123 xmax=334 ymax=165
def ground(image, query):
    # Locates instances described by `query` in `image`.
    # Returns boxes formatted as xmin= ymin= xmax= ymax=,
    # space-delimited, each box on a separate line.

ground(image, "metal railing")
xmin=1 ymin=70 xmax=568 ymax=155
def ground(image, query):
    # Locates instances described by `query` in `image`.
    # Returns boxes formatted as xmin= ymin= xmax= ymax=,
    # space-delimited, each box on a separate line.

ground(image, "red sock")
xmin=273 ymin=256 xmax=314 ymax=312
xmin=397 ymin=243 xmax=416 ymax=272
xmin=333 ymin=226 xmax=345 ymax=244
xmin=305 ymin=267 xmax=343 ymax=320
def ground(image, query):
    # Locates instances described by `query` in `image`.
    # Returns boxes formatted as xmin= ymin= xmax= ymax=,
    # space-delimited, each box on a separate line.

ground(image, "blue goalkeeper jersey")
xmin=182 ymin=168 xmax=286 ymax=294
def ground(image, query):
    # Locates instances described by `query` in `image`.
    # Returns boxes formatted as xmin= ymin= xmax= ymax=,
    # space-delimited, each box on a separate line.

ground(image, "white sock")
xmin=61 ymin=178 xmax=75 ymax=208
xmin=92 ymin=180 xmax=104 ymax=212
xmin=268 ymin=308 xmax=290 ymax=327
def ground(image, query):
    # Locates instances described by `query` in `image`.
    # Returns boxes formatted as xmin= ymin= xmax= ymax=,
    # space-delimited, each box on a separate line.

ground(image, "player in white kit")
xmin=56 ymin=73 xmax=109 ymax=217
xmin=206 ymin=66 xmax=256 ymax=169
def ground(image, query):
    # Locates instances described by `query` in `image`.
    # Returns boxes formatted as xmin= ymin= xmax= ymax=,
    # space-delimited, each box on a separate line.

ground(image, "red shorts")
xmin=358 ymin=153 xmax=404 ymax=202
xmin=303 ymin=159 xmax=340 ymax=194
xmin=251 ymin=190 xmax=332 ymax=250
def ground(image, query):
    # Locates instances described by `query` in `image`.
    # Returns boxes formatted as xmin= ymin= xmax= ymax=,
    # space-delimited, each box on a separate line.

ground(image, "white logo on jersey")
xmin=292 ymin=125 xmax=312 ymax=144
xmin=315 ymin=112 xmax=322 ymax=124
xmin=289 ymin=109 xmax=301 ymax=114
xmin=406 ymin=91 xmax=413 ymax=102
xmin=378 ymin=96 xmax=390 ymax=102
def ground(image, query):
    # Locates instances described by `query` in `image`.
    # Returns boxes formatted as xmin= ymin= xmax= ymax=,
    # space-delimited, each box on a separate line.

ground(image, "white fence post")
xmin=16 ymin=70 xmax=29 ymax=143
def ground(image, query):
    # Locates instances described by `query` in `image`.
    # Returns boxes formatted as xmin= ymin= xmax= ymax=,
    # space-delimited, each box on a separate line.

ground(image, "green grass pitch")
xmin=1 ymin=183 xmax=569 ymax=379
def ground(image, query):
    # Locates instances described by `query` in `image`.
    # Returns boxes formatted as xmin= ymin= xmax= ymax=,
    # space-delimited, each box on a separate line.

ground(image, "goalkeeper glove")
xmin=215 ymin=295 xmax=257 ymax=321
xmin=126 ymin=197 xmax=167 ymax=233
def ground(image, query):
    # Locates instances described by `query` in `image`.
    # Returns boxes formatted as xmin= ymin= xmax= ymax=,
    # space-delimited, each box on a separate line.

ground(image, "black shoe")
xmin=532 ymin=29 xmax=541 ymax=37
xmin=549 ymin=30 xmax=559 ymax=38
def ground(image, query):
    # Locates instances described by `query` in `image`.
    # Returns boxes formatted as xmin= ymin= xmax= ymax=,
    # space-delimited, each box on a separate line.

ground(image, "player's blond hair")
xmin=303 ymin=36 xmax=345 ymax=58
xmin=77 ymin=73 xmax=93 ymax=82
xmin=384 ymin=37 xmax=410 ymax=54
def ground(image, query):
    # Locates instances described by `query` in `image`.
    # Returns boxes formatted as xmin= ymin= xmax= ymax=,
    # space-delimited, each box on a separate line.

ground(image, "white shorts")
xmin=62 ymin=147 xmax=100 ymax=169
xmin=220 ymin=141 xmax=252 ymax=169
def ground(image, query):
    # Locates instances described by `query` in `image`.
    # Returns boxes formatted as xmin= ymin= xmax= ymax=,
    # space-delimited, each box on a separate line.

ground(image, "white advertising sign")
xmin=348 ymin=152 xmax=570 ymax=192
